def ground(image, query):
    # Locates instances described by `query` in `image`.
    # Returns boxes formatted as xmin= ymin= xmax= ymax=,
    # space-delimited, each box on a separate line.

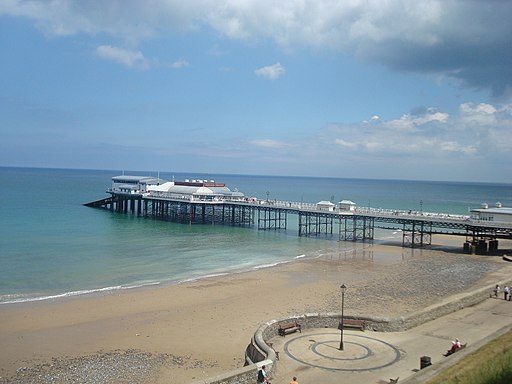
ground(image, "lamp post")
xmin=339 ymin=283 xmax=347 ymax=350
xmin=266 ymin=191 xmax=270 ymax=202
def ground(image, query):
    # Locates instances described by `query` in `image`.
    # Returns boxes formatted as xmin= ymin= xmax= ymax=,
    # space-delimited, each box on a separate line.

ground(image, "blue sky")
xmin=1 ymin=1 xmax=511 ymax=182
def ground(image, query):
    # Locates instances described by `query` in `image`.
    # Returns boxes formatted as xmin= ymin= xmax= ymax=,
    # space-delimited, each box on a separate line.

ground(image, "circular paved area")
xmin=283 ymin=331 xmax=402 ymax=372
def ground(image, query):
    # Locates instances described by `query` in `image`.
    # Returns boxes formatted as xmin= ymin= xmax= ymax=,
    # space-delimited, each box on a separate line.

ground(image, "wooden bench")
xmin=339 ymin=319 xmax=365 ymax=331
xmin=278 ymin=321 xmax=301 ymax=336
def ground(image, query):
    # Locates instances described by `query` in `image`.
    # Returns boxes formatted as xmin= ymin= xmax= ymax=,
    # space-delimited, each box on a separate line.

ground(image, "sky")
xmin=1 ymin=0 xmax=511 ymax=183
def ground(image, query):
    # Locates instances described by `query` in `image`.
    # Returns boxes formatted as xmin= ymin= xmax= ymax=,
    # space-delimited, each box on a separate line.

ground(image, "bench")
xmin=278 ymin=321 xmax=301 ymax=336
xmin=338 ymin=319 xmax=365 ymax=331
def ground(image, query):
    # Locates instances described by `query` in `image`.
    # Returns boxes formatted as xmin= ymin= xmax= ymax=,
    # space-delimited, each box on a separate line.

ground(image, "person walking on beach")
xmin=290 ymin=376 xmax=299 ymax=384
xmin=504 ymin=286 xmax=509 ymax=301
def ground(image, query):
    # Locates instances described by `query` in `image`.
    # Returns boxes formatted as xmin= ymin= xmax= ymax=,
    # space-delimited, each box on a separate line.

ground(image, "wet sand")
xmin=1 ymin=237 xmax=511 ymax=383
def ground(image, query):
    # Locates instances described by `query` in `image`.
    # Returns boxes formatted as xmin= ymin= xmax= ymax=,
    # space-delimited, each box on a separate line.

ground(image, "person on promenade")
xmin=494 ymin=284 xmax=500 ymax=298
xmin=257 ymin=365 xmax=270 ymax=384
xmin=504 ymin=286 xmax=509 ymax=301
xmin=444 ymin=338 xmax=461 ymax=356
xmin=290 ymin=376 xmax=299 ymax=384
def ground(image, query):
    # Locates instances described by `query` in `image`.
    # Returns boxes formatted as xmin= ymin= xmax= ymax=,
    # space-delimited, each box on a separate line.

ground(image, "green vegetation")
xmin=426 ymin=331 xmax=512 ymax=384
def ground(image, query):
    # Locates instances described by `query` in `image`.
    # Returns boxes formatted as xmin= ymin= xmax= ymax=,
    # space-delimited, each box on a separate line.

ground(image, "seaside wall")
xmin=189 ymin=279 xmax=511 ymax=384
xmin=189 ymin=360 xmax=273 ymax=384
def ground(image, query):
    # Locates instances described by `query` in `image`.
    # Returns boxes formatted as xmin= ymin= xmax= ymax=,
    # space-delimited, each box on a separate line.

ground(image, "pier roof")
xmin=316 ymin=200 xmax=335 ymax=206
xmin=471 ymin=207 xmax=512 ymax=215
xmin=146 ymin=182 xmax=243 ymax=197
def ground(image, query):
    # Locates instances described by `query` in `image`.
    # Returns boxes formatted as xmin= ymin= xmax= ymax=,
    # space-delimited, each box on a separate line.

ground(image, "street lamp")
xmin=339 ymin=283 xmax=347 ymax=350
xmin=266 ymin=191 xmax=270 ymax=202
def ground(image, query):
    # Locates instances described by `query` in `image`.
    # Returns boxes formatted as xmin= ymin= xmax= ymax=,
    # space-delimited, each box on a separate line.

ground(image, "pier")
xmin=85 ymin=176 xmax=512 ymax=251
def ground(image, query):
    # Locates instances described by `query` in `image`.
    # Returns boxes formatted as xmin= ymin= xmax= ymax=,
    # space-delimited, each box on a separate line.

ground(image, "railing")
xmin=143 ymin=191 xmax=319 ymax=209
xmin=354 ymin=207 xmax=471 ymax=222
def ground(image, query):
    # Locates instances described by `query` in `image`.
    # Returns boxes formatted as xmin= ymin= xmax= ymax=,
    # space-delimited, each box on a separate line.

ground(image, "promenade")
xmin=268 ymin=296 xmax=512 ymax=384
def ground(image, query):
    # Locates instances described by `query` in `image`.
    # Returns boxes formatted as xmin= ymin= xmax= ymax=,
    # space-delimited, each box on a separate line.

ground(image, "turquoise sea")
xmin=1 ymin=166 xmax=511 ymax=304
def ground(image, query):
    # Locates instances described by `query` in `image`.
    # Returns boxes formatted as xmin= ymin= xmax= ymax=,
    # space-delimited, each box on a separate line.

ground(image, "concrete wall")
xmin=189 ymin=361 xmax=272 ymax=384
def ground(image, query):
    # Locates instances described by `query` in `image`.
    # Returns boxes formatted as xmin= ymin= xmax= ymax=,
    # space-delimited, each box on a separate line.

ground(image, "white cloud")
xmin=299 ymin=100 xmax=512 ymax=179
xmin=364 ymin=141 xmax=382 ymax=151
xmin=96 ymin=45 xmax=148 ymax=69
xmin=439 ymin=141 xmax=477 ymax=155
xmin=0 ymin=0 xmax=197 ymax=42
xmin=414 ymin=111 xmax=449 ymax=125
xmin=459 ymin=102 xmax=497 ymax=125
xmin=384 ymin=110 xmax=449 ymax=133
xmin=0 ymin=1 xmax=510 ymax=97
xmin=324 ymin=102 xmax=511 ymax=162
xmin=363 ymin=115 xmax=380 ymax=124
xmin=171 ymin=58 xmax=189 ymax=69
xmin=3 ymin=0 xmax=508 ymax=97
xmin=254 ymin=63 xmax=285 ymax=80
xmin=251 ymin=139 xmax=290 ymax=149
xmin=334 ymin=139 xmax=357 ymax=149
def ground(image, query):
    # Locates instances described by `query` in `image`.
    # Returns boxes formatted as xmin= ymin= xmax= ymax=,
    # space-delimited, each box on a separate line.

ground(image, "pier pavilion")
xmin=85 ymin=175 xmax=512 ymax=251
xmin=470 ymin=202 xmax=512 ymax=223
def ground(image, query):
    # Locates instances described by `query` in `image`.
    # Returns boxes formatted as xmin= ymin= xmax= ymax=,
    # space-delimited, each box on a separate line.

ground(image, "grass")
xmin=425 ymin=330 xmax=512 ymax=384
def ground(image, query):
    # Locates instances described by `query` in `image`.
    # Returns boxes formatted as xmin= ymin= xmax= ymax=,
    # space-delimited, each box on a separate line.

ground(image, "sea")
xmin=1 ymin=166 xmax=511 ymax=305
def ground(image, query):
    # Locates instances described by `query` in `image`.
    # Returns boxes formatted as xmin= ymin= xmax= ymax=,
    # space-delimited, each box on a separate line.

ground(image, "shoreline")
xmin=1 ymin=230 xmax=499 ymax=307
xmin=0 ymin=252 xmax=312 ymax=306
xmin=0 ymin=234 xmax=378 ymax=306
xmin=1 ymin=237 xmax=511 ymax=383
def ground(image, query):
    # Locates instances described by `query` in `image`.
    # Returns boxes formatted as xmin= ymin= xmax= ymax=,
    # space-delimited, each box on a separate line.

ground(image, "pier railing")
xmin=354 ymin=207 xmax=470 ymax=222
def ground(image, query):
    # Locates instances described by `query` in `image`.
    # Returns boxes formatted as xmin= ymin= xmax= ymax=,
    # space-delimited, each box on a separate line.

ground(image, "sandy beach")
xmin=1 ymin=237 xmax=511 ymax=384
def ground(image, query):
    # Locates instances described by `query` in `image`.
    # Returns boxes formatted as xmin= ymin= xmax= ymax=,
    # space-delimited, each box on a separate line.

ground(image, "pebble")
xmin=0 ymin=349 xmax=217 ymax=384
